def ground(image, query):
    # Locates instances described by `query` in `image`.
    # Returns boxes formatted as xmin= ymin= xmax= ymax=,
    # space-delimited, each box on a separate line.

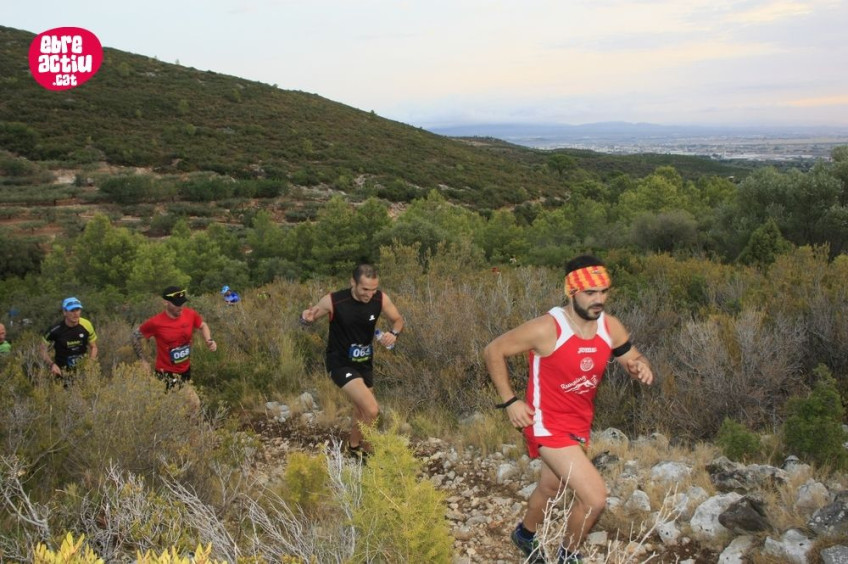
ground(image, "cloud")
xmin=724 ymin=0 xmax=820 ymax=25
xmin=4 ymin=0 xmax=848 ymax=127
xmin=786 ymin=95 xmax=848 ymax=108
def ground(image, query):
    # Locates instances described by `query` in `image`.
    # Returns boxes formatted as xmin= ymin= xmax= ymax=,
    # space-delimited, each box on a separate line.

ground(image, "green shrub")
xmin=716 ymin=417 xmax=762 ymax=462
xmin=177 ymin=176 xmax=233 ymax=202
xmin=99 ymin=174 xmax=158 ymax=204
xmin=282 ymin=452 xmax=329 ymax=517
xmin=350 ymin=426 xmax=453 ymax=563
xmin=147 ymin=213 xmax=179 ymax=236
xmin=0 ymin=361 xmax=215 ymax=496
xmin=782 ymin=364 xmax=848 ymax=469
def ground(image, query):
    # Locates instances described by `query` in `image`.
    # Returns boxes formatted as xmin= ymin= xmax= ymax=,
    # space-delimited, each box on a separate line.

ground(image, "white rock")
xmin=651 ymin=461 xmax=692 ymax=483
xmin=690 ymin=492 xmax=742 ymax=541
xmin=518 ymin=484 xmax=536 ymax=499
xmin=496 ymin=462 xmax=519 ymax=484
xmin=586 ymin=530 xmax=608 ymax=546
xmin=655 ymin=519 xmax=680 ymax=546
xmin=763 ymin=528 xmax=812 ymax=564
xmin=624 ymin=489 xmax=652 ymax=512
xmin=719 ymin=535 xmax=754 ymax=563
xmin=796 ymin=479 xmax=831 ymax=512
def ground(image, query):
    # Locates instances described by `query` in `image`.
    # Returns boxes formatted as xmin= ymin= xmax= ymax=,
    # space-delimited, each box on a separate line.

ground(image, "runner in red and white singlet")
xmin=524 ymin=307 xmax=613 ymax=457
xmin=485 ymin=255 xmax=654 ymax=562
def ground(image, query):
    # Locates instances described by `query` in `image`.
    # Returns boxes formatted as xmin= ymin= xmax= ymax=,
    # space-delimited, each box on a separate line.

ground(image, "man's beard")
xmin=573 ymin=299 xmax=602 ymax=321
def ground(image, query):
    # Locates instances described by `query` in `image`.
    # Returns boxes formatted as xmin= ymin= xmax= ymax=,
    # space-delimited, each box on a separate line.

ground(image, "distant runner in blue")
xmin=221 ymin=285 xmax=241 ymax=304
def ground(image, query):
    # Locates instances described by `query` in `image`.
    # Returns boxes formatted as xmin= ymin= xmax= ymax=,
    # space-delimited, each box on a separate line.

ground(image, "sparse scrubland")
xmin=3 ymin=245 xmax=848 ymax=561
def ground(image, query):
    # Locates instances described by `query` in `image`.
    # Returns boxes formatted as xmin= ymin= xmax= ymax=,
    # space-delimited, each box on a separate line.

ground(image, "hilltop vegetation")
xmin=1 ymin=24 xmax=751 ymax=208
xmin=4 ymin=23 xmax=848 ymax=563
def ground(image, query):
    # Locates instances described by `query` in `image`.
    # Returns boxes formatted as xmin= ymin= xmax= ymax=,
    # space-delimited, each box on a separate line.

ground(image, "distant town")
xmin=428 ymin=122 xmax=848 ymax=162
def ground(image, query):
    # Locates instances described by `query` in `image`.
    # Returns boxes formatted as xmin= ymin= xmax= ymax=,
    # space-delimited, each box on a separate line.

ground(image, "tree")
xmin=547 ymin=153 xmax=577 ymax=177
xmin=616 ymin=167 xmax=689 ymax=222
xmin=71 ymin=214 xmax=141 ymax=291
xmin=523 ymin=207 xmax=578 ymax=266
xmin=0 ymin=240 xmax=45 ymax=280
xmin=474 ymin=210 xmax=528 ymax=263
xmin=379 ymin=190 xmax=481 ymax=262
xmin=737 ymin=218 xmax=792 ymax=267
xmin=630 ymin=210 xmax=699 ymax=253
xmin=245 ymin=210 xmax=286 ymax=261
xmin=98 ymin=174 xmax=159 ymax=204
xmin=782 ymin=365 xmax=848 ymax=469
xmin=735 ymin=165 xmax=841 ymax=248
xmin=126 ymin=243 xmax=189 ymax=297
xmin=831 ymin=145 xmax=848 ymax=199
xmin=310 ymin=196 xmax=369 ymax=277
xmin=166 ymin=229 xmax=249 ymax=293
xmin=355 ymin=197 xmax=392 ymax=258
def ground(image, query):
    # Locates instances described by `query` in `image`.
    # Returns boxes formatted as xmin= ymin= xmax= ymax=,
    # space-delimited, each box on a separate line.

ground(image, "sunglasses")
xmin=165 ymin=289 xmax=187 ymax=299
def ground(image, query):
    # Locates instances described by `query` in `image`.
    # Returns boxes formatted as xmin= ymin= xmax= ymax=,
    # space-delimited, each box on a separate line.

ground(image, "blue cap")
xmin=62 ymin=297 xmax=83 ymax=311
xmin=221 ymin=285 xmax=230 ymax=294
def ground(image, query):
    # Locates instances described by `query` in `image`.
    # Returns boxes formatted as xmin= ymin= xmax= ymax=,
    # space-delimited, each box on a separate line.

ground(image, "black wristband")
xmin=612 ymin=340 xmax=632 ymax=357
xmin=390 ymin=329 xmax=400 ymax=337
xmin=496 ymin=396 xmax=519 ymax=409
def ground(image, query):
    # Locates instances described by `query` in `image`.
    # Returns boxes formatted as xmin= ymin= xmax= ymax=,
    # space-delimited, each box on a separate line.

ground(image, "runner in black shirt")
xmin=301 ymin=264 xmax=404 ymax=456
xmin=40 ymin=296 xmax=98 ymax=382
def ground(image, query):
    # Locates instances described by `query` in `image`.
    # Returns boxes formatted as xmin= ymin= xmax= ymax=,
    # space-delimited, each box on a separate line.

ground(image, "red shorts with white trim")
xmin=523 ymin=429 xmax=589 ymax=459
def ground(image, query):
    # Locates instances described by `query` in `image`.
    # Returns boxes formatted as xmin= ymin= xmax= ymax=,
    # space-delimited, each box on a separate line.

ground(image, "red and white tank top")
xmin=527 ymin=307 xmax=613 ymax=439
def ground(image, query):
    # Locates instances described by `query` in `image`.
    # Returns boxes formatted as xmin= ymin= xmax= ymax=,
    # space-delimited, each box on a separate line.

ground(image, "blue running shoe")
xmin=511 ymin=523 xmax=545 ymax=563
xmin=556 ymin=545 xmax=584 ymax=563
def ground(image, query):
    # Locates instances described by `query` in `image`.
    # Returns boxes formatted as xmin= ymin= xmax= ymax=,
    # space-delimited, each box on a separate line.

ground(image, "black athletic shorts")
xmin=328 ymin=366 xmax=373 ymax=389
xmin=156 ymin=368 xmax=191 ymax=390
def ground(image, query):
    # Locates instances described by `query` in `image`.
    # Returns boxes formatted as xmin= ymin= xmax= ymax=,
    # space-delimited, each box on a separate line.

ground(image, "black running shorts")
xmin=328 ymin=366 xmax=373 ymax=389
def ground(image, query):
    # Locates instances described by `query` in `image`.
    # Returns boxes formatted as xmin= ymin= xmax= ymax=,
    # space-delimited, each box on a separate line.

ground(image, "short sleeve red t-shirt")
xmin=139 ymin=308 xmax=203 ymax=373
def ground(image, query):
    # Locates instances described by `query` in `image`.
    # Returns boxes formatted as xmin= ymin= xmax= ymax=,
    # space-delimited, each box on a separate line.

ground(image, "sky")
xmin=5 ymin=0 xmax=848 ymax=129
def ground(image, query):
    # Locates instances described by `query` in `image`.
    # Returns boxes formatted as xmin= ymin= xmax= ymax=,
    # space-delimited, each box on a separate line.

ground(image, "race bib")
xmin=348 ymin=344 xmax=372 ymax=363
xmin=169 ymin=344 xmax=191 ymax=364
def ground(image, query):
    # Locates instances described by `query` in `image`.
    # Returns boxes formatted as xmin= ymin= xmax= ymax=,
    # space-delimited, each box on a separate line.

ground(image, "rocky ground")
xmin=247 ymin=415 xmax=719 ymax=563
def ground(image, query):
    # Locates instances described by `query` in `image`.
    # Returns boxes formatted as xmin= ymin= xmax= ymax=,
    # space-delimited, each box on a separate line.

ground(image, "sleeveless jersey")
xmin=526 ymin=307 xmax=613 ymax=441
xmin=326 ymin=288 xmax=383 ymax=371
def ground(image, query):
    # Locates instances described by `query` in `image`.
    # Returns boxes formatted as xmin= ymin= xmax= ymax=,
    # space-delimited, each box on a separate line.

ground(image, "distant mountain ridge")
xmin=429 ymin=122 xmax=848 ymax=159
xmin=428 ymin=121 xmax=848 ymax=141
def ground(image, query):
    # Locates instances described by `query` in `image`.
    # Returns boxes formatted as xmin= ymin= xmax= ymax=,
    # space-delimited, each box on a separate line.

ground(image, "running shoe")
xmin=511 ymin=523 xmax=545 ymax=563
xmin=347 ymin=444 xmax=370 ymax=462
xmin=556 ymin=545 xmax=584 ymax=563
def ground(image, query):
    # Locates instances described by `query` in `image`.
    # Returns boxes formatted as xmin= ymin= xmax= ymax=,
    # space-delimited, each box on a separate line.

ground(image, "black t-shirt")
xmin=326 ymin=288 xmax=383 ymax=371
xmin=42 ymin=318 xmax=97 ymax=368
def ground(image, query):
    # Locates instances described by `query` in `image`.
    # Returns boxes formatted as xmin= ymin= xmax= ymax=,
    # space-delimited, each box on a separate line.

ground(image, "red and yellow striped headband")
xmin=565 ymin=265 xmax=611 ymax=296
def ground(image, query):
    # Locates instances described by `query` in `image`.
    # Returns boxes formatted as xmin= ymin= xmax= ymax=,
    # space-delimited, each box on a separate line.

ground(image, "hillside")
xmin=0 ymin=24 xmax=753 ymax=214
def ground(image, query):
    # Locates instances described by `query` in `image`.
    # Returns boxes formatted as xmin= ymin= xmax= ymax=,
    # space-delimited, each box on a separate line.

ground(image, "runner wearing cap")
xmin=221 ymin=285 xmax=241 ymax=304
xmin=132 ymin=286 xmax=217 ymax=395
xmin=40 ymin=296 xmax=98 ymax=381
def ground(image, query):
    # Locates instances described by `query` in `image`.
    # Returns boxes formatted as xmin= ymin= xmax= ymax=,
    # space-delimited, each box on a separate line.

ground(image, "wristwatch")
xmin=390 ymin=329 xmax=400 ymax=336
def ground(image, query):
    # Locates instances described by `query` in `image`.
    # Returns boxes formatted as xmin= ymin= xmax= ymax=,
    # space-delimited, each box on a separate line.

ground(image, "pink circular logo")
xmin=28 ymin=27 xmax=103 ymax=91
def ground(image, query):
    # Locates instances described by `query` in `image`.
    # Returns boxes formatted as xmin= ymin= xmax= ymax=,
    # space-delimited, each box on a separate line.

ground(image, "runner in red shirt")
xmin=133 ymin=286 xmax=217 ymax=406
xmin=484 ymin=255 xmax=653 ymax=563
